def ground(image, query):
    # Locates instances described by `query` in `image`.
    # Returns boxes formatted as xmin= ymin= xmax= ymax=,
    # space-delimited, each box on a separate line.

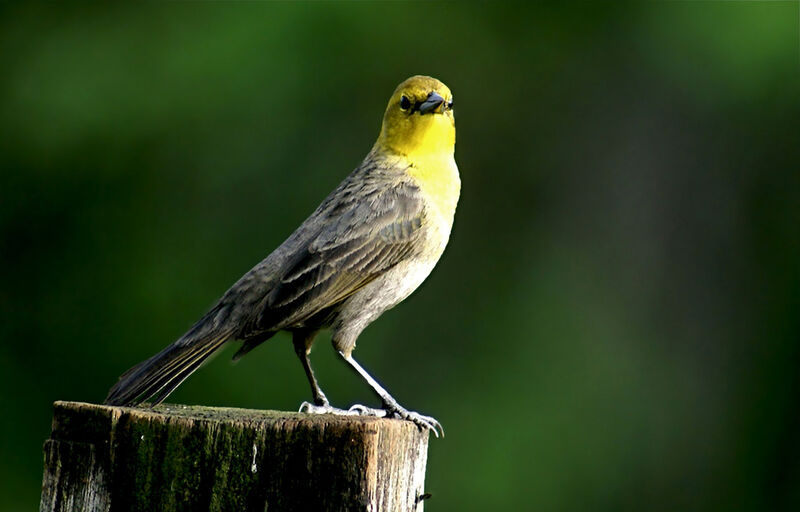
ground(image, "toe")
xmin=348 ymin=404 xmax=388 ymax=417
xmin=413 ymin=414 xmax=443 ymax=437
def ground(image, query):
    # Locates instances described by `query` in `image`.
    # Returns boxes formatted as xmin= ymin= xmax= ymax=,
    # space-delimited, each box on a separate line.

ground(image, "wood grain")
xmin=40 ymin=401 xmax=430 ymax=511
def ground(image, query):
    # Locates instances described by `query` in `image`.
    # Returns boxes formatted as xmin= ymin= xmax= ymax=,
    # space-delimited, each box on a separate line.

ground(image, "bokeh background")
xmin=1 ymin=2 xmax=798 ymax=510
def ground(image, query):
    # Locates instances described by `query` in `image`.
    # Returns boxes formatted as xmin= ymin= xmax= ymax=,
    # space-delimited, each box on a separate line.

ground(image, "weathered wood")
xmin=40 ymin=401 xmax=430 ymax=512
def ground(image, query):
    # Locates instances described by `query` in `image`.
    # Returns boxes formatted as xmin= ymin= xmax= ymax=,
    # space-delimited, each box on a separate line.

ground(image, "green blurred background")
xmin=1 ymin=2 xmax=798 ymax=510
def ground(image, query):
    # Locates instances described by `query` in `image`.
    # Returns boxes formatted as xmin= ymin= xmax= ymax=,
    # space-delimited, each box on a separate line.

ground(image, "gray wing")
xmin=237 ymin=178 xmax=426 ymax=339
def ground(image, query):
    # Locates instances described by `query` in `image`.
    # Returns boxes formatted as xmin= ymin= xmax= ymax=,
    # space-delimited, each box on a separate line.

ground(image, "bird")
xmin=104 ymin=75 xmax=459 ymax=436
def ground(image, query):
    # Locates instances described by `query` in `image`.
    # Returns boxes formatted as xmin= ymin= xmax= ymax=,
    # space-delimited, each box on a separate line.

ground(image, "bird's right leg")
xmin=294 ymin=329 xmax=357 ymax=416
xmin=339 ymin=351 xmax=443 ymax=437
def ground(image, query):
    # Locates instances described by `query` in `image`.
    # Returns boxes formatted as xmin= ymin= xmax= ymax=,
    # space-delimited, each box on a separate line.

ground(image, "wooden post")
xmin=40 ymin=401 xmax=430 ymax=511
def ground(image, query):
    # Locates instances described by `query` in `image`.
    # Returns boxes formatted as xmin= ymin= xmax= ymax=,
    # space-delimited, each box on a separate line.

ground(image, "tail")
xmin=105 ymin=305 xmax=235 ymax=406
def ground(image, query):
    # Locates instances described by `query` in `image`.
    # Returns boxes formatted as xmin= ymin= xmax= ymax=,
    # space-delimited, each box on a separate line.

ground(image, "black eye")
xmin=447 ymin=99 xmax=454 ymax=110
xmin=399 ymin=95 xmax=411 ymax=110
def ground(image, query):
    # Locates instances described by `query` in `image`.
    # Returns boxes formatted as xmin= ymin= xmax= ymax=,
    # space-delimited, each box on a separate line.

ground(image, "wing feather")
xmin=255 ymin=180 xmax=425 ymax=332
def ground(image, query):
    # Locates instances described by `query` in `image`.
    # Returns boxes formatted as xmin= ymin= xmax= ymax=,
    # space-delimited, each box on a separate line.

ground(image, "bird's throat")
xmin=376 ymin=113 xmax=459 ymax=221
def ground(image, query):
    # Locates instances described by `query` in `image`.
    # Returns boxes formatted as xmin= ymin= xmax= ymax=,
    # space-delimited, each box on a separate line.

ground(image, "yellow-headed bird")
xmin=105 ymin=76 xmax=459 ymax=436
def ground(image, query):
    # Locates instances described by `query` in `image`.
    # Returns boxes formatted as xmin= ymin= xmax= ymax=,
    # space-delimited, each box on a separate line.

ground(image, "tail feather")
xmin=105 ymin=306 xmax=235 ymax=406
xmin=147 ymin=337 xmax=227 ymax=405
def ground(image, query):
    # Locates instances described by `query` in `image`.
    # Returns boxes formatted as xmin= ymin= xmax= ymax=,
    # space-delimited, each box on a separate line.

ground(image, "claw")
xmin=386 ymin=406 xmax=444 ymax=438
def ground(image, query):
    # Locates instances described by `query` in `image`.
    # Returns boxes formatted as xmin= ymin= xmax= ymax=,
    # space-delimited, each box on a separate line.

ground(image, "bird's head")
xmin=375 ymin=75 xmax=455 ymax=159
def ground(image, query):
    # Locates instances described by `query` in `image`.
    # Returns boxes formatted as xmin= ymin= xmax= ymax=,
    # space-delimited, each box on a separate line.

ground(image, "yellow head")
xmin=375 ymin=75 xmax=455 ymax=159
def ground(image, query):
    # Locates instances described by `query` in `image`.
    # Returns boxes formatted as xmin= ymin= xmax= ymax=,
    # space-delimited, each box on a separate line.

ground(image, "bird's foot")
xmin=347 ymin=404 xmax=388 ymax=417
xmin=298 ymin=401 xmax=359 ymax=416
xmin=349 ymin=403 xmax=443 ymax=437
xmin=390 ymin=407 xmax=444 ymax=438
xmin=300 ymin=401 xmax=442 ymax=437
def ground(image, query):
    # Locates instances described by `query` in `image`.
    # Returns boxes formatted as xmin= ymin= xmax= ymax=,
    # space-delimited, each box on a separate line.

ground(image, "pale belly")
xmin=330 ymin=220 xmax=453 ymax=353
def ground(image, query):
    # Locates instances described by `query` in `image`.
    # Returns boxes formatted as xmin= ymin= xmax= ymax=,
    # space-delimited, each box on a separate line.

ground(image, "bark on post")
xmin=40 ymin=401 xmax=430 ymax=511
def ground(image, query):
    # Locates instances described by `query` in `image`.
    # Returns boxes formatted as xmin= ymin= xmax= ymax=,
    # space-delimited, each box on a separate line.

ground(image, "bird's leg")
xmin=293 ymin=330 xmax=328 ymax=406
xmin=339 ymin=351 xmax=443 ymax=437
xmin=294 ymin=330 xmax=356 ymax=416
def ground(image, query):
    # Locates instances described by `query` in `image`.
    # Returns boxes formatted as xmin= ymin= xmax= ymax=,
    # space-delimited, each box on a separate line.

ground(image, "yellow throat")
xmin=374 ymin=75 xmax=460 ymax=219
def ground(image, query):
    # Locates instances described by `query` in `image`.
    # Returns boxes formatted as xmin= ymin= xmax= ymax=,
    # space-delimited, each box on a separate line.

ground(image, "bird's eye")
xmin=399 ymin=95 xmax=411 ymax=111
xmin=447 ymin=99 xmax=454 ymax=110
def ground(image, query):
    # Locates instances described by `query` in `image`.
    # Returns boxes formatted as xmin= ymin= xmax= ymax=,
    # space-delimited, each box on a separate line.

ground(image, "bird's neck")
xmin=374 ymin=119 xmax=460 ymax=221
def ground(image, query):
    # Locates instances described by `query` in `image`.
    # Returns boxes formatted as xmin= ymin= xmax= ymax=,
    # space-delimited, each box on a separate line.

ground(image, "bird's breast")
xmin=406 ymin=154 xmax=461 ymax=232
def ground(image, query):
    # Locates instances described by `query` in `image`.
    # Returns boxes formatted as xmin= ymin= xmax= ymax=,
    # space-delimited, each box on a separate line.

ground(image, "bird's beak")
xmin=418 ymin=91 xmax=445 ymax=115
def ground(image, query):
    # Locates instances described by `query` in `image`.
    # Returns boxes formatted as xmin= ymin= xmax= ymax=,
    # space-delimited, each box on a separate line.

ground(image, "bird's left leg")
xmin=339 ymin=351 xmax=443 ymax=437
xmin=293 ymin=329 xmax=328 ymax=406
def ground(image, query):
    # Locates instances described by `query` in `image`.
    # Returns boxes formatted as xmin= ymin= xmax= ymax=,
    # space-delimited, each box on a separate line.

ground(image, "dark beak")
xmin=418 ymin=91 xmax=444 ymax=114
